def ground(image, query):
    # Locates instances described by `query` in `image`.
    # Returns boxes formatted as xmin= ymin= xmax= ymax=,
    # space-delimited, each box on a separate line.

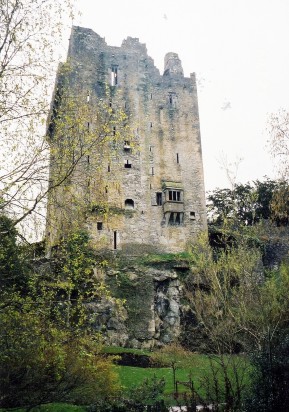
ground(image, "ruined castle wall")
xmin=46 ymin=26 xmax=207 ymax=253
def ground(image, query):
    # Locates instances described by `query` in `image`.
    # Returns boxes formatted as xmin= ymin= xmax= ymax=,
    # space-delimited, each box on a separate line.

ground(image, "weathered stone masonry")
xmin=46 ymin=26 xmax=207 ymax=253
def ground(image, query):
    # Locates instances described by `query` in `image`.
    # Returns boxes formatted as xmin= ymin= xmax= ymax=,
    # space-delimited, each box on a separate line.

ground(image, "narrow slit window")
xmin=177 ymin=153 xmax=179 ymax=163
xmin=111 ymin=66 xmax=118 ymax=86
xmin=87 ymin=155 xmax=90 ymax=164
xmin=87 ymin=92 xmax=90 ymax=103
xmin=113 ymin=231 xmax=117 ymax=250
xmin=112 ymin=126 xmax=116 ymax=136
xmin=87 ymin=122 xmax=90 ymax=130
xmin=151 ymin=167 xmax=154 ymax=175
xmin=150 ymin=122 xmax=153 ymax=128
xmin=105 ymin=186 xmax=108 ymax=194
xmin=108 ymin=164 xmax=111 ymax=172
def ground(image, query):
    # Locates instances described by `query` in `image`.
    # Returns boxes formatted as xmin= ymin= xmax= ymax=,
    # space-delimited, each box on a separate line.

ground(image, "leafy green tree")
xmin=0 ymin=218 xmax=120 ymax=409
xmin=245 ymin=264 xmax=289 ymax=411
xmin=207 ymin=178 xmax=288 ymax=227
xmin=183 ymin=231 xmax=289 ymax=410
xmin=0 ymin=213 xmax=30 ymax=299
xmin=0 ymin=303 xmax=120 ymax=409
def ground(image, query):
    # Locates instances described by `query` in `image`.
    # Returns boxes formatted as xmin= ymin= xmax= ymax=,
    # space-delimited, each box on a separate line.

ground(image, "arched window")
xmin=125 ymin=199 xmax=134 ymax=209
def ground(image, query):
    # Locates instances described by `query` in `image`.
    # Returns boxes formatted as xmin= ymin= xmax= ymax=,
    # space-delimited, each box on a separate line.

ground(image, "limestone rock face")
xmin=96 ymin=264 xmax=185 ymax=348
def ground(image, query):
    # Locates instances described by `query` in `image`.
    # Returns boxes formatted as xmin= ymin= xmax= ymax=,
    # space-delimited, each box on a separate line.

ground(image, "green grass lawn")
xmin=2 ymin=349 xmax=252 ymax=410
xmin=116 ymin=354 xmax=212 ymax=396
xmin=114 ymin=350 xmax=252 ymax=403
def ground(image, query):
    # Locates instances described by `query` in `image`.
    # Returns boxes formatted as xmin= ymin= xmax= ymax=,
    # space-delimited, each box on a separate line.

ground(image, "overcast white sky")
xmin=72 ymin=0 xmax=289 ymax=191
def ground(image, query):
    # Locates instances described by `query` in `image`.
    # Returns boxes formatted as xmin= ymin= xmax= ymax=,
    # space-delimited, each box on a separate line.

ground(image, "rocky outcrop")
xmin=94 ymin=264 xmax=186 ymax=349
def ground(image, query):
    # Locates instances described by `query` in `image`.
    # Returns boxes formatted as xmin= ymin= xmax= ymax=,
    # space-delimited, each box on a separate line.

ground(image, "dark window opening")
xmin=149 ymin=146 xmax=152 ymax=152
xmin=87 ymin=122 xmax=90 ymax=130
xmin=97 ymin=222 xmax=103 ymax=230
xmin=109 ymin=100 xmax=112 ymax=108
xmin=113 ymin=231 xmax=117 ymax=250
xmin=87 ymin=179 xmax=90 ymax=187
xmin=168 ymin=212 xmax=183 ymax=226
xmin=111 ymin=66 xmax=118 ymax=86
xmin=168 ymin=92 xmax=177 ymax=107
xmin=150 ymin=122 xmax=153 ymax=128
xmin=168 ymin=190 xmax=181 ymax=202
xmin=156 ymin=192 xmax=162 ymax=206
xmin=151 ymin=167 xmax=154 ymax=175
xmin=124 ymin=160 xmax=132 ymax=168
xmin=112 ymin=126 xmax=116 ymax=136
xmin=177 ymin=153 xmax=179 ymax=163
xmin=108 ymin=164 xmax=111 ymax=172
xmin=105 ymin=186 xmax=108 ymax=193
xmin=190 ymin=211 xmax=196 ymax=220
xmin=125 ymin=199 xmax=134 ymax=209
xmin=87 ymin=155 xmax=90 ymax=164
xmin=124 ymin=140 xmax=131 ymax=151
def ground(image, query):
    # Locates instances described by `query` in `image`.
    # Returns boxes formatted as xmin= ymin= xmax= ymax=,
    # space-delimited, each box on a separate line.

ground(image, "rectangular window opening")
xmin=156 ymin=192 xmax=162 ymax=206
xmin=97 ymin=222 xmax=103 ymax=230
xmin=151 ymin=167 xmax=154 ymax=175
xmin=124 ymin=140 xmax=131 ymax=151
xmin=108 ymin=164 xmax=111 ymax=172
xmin=177 ymin=153 xmax=179 ymax=164
xmin=112 ymin=126 xmax=116 ymax=136
xmin=168 ymin=190 xmax=182 ymax=202
xmin=168 ymin=212 xmax=183 ymax=226
xmin=124 ymin=160 xmax=132 ymax=168
xmin=87 ymin=155 xmax=90 ymax=164
xmin=190 ymin=211 xmax=196 ymax=220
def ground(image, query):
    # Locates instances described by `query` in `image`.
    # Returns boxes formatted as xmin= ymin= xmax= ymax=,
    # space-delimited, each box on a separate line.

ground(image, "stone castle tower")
xmin=46 ymin=26 xmax=207 ymax=253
